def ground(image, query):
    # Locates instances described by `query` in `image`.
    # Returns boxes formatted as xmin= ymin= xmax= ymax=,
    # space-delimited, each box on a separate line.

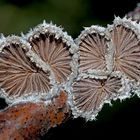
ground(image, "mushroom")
xmin=0 ymin=36 xmax=52 ymax=103
xmin=75 ymin=26 xmax=113 ymax=73
xmin=107 ymin=17 xmax=140 ymax=86
xmin=70 ymin=70 xmax=130 ymax=121
xmin=25 ymin=21 xmax=78 ymax=85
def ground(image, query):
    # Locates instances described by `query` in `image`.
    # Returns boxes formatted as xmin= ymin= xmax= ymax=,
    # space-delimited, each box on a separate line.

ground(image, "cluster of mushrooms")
xmin=0 ymin=16 xmax=140 ymax=124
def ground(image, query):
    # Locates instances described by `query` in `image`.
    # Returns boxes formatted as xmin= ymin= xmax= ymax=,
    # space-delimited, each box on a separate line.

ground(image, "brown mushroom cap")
xmin=107 ymin=17 xmax=140 ymax=85
xmin=26 ymin=22 xmax=78 ymax=85
xmin=71 ymin=71 xmax=129 ymax=120
xmin=0 ymin=36 xmax=52 ymax=102
xmin=76 ymin=26 xmax=113 ymax=73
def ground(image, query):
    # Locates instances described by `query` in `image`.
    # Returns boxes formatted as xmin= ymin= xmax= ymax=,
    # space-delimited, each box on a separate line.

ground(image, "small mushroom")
xmin=76 ymin=26 xmax=113 ymax=73
xmin=107 ymin=17 xmax=140 ymax=86
xmin=0 ymin=36 xmax=52 ymax=103
xmin=70 ymin=70 xmax=130 ymax=120
xmin=25 ymin=21 xmax=78 ymax=85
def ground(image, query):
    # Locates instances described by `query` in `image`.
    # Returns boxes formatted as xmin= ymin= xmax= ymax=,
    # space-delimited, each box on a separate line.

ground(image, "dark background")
xmin=0 ymin=0 xmax=140 ymax=139
xmin=0 ymin=0 xmax=139 ymax=38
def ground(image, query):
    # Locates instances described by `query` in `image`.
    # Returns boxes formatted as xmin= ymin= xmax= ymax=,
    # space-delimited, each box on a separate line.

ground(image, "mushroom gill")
xmin=76 ymin=26 xmax=112 ymax=73
xmin=71 ymin=71 xmax=129 ymax=120
xmin=0 ymin=36 xmax=51 ymax=101
xmin=26 ymin=22 xmax=78 ymax=84
xmin=108 ymin=17 xmax=140 ymax=85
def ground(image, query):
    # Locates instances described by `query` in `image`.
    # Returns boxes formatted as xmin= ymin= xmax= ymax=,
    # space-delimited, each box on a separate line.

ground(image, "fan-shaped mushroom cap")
xmin=76 ymin=25 xmax=113 ymax=73
xmin=25 ymin=21 xmax=78 ymax=86
xmin=69 ymin=70 xmax=130 ymax=121
xmin=0 ymin=35 xmax=56 ymax=103
xmin=107 ymin=17 xmax=140 ymax=86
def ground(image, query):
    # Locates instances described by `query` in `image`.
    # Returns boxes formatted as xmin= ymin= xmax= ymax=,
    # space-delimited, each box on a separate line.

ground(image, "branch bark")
xmin=0 ymin=91 xmax=70 ymax=140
